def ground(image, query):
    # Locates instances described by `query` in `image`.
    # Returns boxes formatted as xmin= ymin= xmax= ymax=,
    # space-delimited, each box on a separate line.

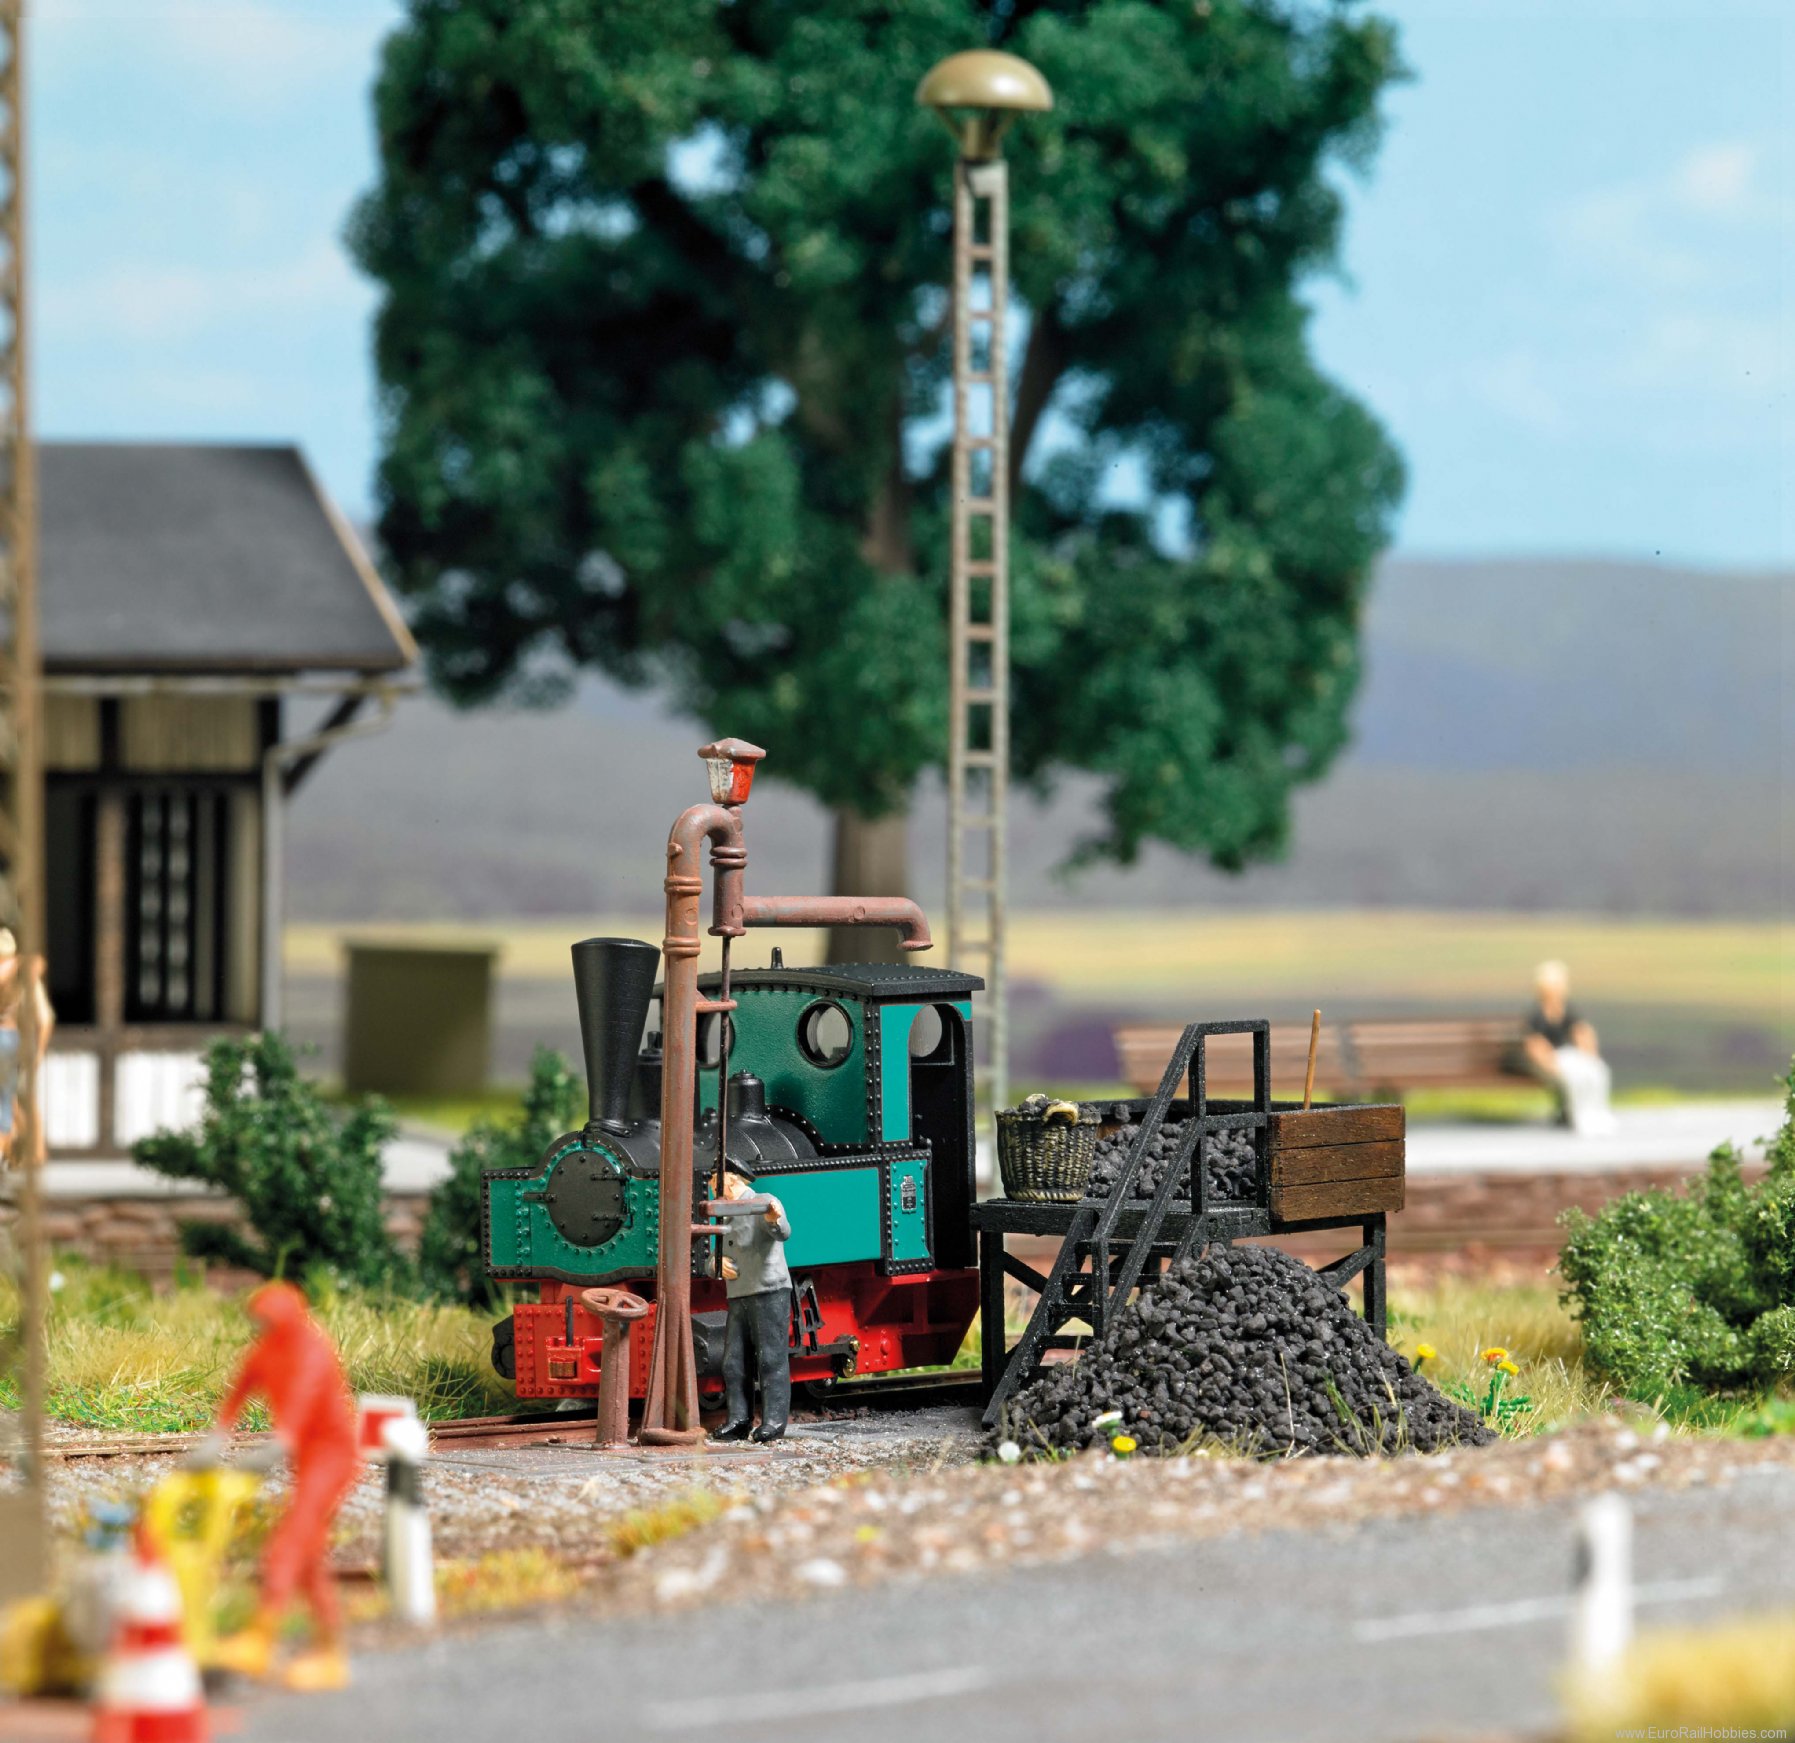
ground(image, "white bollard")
xmin=381 ymin=1414 xmax=436 ymax=1627
xmin=1570 ymin=1492 xmax=1633 ymax=1674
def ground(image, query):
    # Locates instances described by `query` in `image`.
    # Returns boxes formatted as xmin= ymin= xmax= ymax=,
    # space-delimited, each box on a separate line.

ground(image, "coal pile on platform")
xmin=994 ymin=1245 xmax=1493 ymax=1458
xmin=1086 ymin=1113 xmax=1259 ymax=1203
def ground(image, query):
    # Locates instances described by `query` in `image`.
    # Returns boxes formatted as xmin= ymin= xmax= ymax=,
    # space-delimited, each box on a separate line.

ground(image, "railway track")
xmin=44 ymin=1372 xmax=986 ymax=1462
xmin=43 ymin=1411 xmax=603 ymax=1462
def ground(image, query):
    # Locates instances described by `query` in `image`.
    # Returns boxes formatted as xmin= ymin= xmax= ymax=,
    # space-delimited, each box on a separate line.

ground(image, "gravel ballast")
xmin=994 ymin=1244 xmax=1494 ymax=1457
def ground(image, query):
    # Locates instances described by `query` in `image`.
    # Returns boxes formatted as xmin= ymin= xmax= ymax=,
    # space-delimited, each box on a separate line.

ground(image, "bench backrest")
xmin=1113 ymin=1017 xmax=1524 ymax=1098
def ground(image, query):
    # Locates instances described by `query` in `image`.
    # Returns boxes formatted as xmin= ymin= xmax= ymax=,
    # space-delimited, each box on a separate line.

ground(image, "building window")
xmin=45 ymin=784 xmax=97 ymax=1024
xmin=126 ymin=788 xmax=235 ymax=1023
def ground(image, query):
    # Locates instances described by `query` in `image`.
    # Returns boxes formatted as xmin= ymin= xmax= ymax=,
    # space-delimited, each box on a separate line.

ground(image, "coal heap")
xmin=1086 ymin=1110 xmax=1259 ymax=1202
xmin=993 ymin=1245 xmax=1492 ymax=1458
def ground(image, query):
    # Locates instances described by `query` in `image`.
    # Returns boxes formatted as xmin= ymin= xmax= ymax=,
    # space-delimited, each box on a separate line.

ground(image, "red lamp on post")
xmin=699 ymin=737 xmax=765 ymax=809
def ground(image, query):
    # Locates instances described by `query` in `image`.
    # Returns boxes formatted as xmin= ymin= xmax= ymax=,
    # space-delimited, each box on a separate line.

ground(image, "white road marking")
xmin=644 ymin=1665 xmax=993 ymax=1729
xmin=1354 ymin=1575 xmax=1725 ymax=1642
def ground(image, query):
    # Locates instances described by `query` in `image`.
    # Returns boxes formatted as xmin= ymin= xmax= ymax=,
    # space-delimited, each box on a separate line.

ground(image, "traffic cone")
xmin=90 ymin=1541 xmax=208 ymax=1743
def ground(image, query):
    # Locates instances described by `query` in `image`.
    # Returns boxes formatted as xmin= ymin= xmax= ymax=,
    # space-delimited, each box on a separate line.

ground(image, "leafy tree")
xmin=351 ymin=1 xmax=1405 ymax=949
xmin=135 ymin=1034 xmax=404 ymax=1290
xmin=1558 ymin=1061 xmax=1795 ymax=1400
xmin=419 ymin=1047 xmax=584 ymax=1308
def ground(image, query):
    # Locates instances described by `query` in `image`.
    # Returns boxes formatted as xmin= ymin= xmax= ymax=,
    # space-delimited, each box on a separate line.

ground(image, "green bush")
xmin=418 ymin=1047 xmax=582 ymax=1308
xmin=1559 ymin=1060 xmax=1795 ymax=1400
xmin=135 ymin=1032 xmax=405 ymax=1290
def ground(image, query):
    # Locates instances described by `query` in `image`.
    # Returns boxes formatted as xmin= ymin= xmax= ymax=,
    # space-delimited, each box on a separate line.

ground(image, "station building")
xmin=38 ymin=441 xmax=414 ymax=1167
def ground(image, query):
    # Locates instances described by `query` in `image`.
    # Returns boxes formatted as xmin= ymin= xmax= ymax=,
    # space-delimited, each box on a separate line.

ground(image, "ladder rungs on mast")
xmin=961 ymin=749 xmax=998 ymax=767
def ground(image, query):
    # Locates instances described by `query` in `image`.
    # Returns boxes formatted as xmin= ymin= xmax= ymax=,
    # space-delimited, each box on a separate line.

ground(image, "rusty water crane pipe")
xmin=637 ymin=740 xmax=934 ymax=1444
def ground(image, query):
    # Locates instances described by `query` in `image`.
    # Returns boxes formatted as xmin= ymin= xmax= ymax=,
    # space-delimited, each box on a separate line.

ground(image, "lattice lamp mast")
xmin=916 ymin=50 xmax=1051 ymax=1131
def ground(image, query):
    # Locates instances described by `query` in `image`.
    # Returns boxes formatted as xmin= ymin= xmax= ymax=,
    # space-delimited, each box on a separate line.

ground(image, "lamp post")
xmin=916 ymin=50 xmax=1051 ymax=1132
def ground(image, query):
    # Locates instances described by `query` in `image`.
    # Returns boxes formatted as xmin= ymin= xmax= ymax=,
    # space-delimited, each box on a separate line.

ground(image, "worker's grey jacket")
xmin=722 ymin=1202 xmax=791 ymax=1299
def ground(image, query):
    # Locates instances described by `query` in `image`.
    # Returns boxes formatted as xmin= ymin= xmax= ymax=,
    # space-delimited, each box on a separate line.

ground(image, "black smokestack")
xmin=570 ymin=937 xmax=660 ymax=1132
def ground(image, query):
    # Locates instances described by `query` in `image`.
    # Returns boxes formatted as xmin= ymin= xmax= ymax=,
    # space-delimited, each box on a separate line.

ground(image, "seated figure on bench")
xmin=1520 ymin=960 xmax=1615 ymax=1135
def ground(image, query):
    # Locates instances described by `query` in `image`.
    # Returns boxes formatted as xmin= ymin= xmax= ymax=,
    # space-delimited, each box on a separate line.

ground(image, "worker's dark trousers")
xmin=723 ymin=1287 xmax=791 ymax=1432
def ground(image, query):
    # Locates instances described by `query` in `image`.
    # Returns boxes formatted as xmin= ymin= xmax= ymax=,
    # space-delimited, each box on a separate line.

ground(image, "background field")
xmin=286 ymin=908 xmax=1792 ymax=1097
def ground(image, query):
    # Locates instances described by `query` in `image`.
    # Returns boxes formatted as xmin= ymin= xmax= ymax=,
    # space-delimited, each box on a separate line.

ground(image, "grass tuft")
xmin=608 ymin=1490 xmax=728 ymax=1558
xmin=1564 ymin=1612 xmax=1795 ymax=1738
xmin=1388 ymin=1276 xmax=1610 ymax=1435
xmin=432 ymin=1549 xmax=586 ymax=1617
xmin=0 ymin=1260 xmax=516 ymax=1432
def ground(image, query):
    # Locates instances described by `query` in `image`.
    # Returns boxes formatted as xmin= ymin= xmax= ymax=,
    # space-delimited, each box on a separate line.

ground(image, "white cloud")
xmin=38 ymin=0 xmax=397 ymax=111
xmin=1668 ymin=142 xmax=1759 ymax=217
xmin=106 ymin=367 xmax=267 ymax=417
xmin=42 ymin=237 xmax=369 ymax=345
xmin=1552 ymin=137 xmax=1787 ymax=287
xmin=1618 ymin=311 xmax=1788 ymax=401
xmin=1465 ymin=346 xmax=1571 ymax=436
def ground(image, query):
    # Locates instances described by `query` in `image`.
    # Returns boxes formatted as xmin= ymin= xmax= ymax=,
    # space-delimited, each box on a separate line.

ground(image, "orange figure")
xmin=204 ymin=1282 xmax=360 ymax=1691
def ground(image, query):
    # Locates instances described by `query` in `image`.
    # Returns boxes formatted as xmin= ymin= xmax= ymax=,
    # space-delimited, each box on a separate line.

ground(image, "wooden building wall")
xmin=42 ymin=692 xmax=272 ymax=1157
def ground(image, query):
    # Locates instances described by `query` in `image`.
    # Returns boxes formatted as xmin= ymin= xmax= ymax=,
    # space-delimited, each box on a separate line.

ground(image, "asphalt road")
xmin=242 ymin=1465 xmax=1795 ymax=1743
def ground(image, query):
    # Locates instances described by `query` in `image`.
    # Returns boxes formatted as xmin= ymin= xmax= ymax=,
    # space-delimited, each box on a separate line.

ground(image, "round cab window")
xmin=907 ymin=1004 xmax=949 ymax=1060
xmin=797 ymin=1000 xmax=853 ymax=1068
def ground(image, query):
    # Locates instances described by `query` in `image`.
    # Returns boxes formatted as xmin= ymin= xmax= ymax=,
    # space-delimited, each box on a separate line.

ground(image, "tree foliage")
xmin=134 ymin=1034 xmax=404 ymax=1290
xmin=1558 ymin=1062 xmax=1795 ymax=1400
xmin=352 ymin=0 xmax=1405 ymax=870
xmin=418 ymin=1047 xmax=584 ymax=1308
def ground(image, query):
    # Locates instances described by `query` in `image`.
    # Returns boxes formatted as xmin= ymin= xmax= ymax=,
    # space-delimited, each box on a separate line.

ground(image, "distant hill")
xmin=286 ymin=556 xmax=1792 ymax=919
xmin=1355 ymin=558 xmax=1789 ymax=778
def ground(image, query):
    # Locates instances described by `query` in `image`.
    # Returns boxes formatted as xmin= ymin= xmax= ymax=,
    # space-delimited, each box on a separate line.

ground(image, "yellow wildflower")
xmin=1414 ymin=1343 xmax=1437 ymax=1362
xmin=1480 ymin=1346 xmax=1510 ymax=1364
xmin=1111 ymin=1434 xmax=1137 ymax=1456
xmin=1497 ymin=1359 xmax=1519 ymax=1376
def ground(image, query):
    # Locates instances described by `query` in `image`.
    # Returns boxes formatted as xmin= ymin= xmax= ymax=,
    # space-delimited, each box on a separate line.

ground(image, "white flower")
xmin=47 ymin=1271 xmax=65 ymax=1293
xmin=1091 ymin=1409 xmax=1123 ymax=1430
xmin=996 ymin=1440 xmax=1022 ymax=1465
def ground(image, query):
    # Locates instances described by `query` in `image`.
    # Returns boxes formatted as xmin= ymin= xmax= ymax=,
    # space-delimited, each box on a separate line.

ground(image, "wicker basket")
xmin=997 ymin=1100 xmax=1099 ymax=1202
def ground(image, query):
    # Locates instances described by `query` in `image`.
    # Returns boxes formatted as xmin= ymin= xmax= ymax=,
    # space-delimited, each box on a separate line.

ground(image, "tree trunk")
xmin=826 ymin=806 xmax=910 ymax=965
xmin=824 ymin=381 xmax=915 ymax=967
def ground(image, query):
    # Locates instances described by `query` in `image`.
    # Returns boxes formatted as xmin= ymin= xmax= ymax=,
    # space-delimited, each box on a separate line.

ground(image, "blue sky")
xmin=32 ymin=0 xmax=1793 ymax=569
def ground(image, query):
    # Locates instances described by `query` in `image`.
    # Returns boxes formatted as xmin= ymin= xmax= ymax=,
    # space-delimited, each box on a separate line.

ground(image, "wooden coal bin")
xmin=1265 ymin=1101 xmax=1405 ymax=1225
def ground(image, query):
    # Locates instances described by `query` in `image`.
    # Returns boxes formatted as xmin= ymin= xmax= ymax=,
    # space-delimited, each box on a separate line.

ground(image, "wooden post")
xmin=93 ymin=788 xmax=125 ymax=1151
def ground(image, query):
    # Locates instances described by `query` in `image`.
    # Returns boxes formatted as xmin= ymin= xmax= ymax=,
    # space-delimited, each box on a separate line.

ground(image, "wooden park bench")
xmin=1113 ymin=1016 xmax=1527 ymax=1101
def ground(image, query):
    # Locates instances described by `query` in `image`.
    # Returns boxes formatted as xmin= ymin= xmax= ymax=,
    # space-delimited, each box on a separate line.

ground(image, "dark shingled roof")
xmin=40 ymin=443 xmax=415 ymax=674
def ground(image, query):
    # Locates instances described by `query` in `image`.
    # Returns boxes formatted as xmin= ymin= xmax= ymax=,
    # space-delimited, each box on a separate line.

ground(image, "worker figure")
xmin=710 ymin=1168 xmax=792 ymax=1444
xmin=194 ymin=1282 xmax=361 ymax=1691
